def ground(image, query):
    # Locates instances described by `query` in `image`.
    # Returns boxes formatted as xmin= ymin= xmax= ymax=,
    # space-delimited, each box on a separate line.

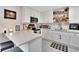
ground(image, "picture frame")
xmin=53 ymin=7 xmax=69 ymax=23
xmin=4 ymin=9 xmax=16 ymax=19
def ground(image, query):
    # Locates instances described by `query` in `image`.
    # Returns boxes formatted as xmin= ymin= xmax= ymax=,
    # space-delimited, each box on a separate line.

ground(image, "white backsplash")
xmin=51 ymin=23 xmax=69 ymax=30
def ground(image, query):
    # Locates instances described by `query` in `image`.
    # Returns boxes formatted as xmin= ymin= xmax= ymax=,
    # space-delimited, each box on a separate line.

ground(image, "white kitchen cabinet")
xmin=19 ymin=43 xmax=29 ymax=52
xmin=44 ymin=31 xmax=51 ymax=40
xmin=43 ymin=30 xmax=71 ymax=45
xmin=42 ymin=29 xmax=79 ymax=52
xmin=69 ymin=7 xmax=79 ymax=23
xmin=70 ymin=33 xmax=79 ymax=48
xmin=22 ymin=7 xmax=41 ymax=23
xmin=29 ymin=37 xmax=42 ymax=52
xmin=41 ymin=29 xmax=50 ymax=39
xmin=16 ymin=37 xmax=42 ymax=52
xmin=45 ymin=30 xmax=61 ymax=42
xmin=51 ymin=31 xmax=61 ymax=42
xmin=42 ymin=39 xmax=54 ymax=52
xmin=42 ymin=30 xmax=61 ymax=43
xmin=61 ymin=32 xmax=71 ymax=45
xmin=52 ymin=31 xmax=71 ymax=46
xmin=40 ymin=10 xmax=53 ymax=23
xmin=42 ymin=30 xmax=60 ymax=42
xmin=68 ymin=45 xmax=79 ymax=52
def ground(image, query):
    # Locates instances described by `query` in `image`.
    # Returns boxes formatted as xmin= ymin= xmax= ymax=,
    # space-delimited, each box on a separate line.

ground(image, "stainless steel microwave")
xmin=69 ymin=23 xmax=79 ymax=30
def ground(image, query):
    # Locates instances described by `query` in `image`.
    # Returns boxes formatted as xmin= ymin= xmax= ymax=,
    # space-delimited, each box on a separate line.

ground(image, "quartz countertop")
xmin=0 ymin=33 xmax=10 ymax=43
xmin=49 ymin=29 xmax=79 ymax=34
xmin=5 ymin=31 xmax=42 ymax=46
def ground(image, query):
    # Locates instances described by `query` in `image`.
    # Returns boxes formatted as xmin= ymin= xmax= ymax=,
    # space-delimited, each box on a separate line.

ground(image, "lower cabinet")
xmin=19 ymin=37 xmax=42 ymax=52
xmin=42 ymin=30 xmax=61 ymax=42
xmin=19 ymin=43 xmax=29 ymax=52
xmin=19 ymin=30 xmax=79 ymax=52
xmin=70 ymin=33 xmax=79 ymax=48
xmin=29 ymin=37 xmax=42 ymax=52
xmin=41 ymin=29 xmax=51 ymax=40
xmin=42 ymin=39 xmax=54 ymax=52
xmin=44 ymin=30 xmax=70 ymax=45
xmin=61 ymin=32 xmax=71 ymax=45
xmin=51 ymin=31 xmax=61 ymax=43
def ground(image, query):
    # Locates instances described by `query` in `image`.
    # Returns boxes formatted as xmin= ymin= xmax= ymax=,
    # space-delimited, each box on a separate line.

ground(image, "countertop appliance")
xmin=30 ymin=16 xmax=38 ymax=23
xmin=27 ymin=24 xmax=35 ymax=30
xmin=69 ymin=23 xmax=79 ymax=30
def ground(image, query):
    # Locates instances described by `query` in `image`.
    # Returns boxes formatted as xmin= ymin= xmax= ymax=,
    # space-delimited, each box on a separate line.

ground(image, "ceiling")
xmin=29 ymin=6 xmax=64 ymax=12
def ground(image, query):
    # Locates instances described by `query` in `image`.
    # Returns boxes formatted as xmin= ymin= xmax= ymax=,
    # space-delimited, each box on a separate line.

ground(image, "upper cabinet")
xmin=69 ymin=7 xmax=79 ymax=23
xmin=21 ymin=6 xmax=79 ymax=23
xmin=40 ymin=10 xmax=53 ymax=23
xmin=21 ymin=7 xmax=41 ymax=23
xmin=22 ymin=7 xmax=30 ymax=23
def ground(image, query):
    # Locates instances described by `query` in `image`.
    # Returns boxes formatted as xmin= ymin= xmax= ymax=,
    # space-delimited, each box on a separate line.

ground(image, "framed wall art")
xmin=4 ymin=9 xmax=16 ymax=19
xmin=53 ymin=7 xmax=69 ymax=23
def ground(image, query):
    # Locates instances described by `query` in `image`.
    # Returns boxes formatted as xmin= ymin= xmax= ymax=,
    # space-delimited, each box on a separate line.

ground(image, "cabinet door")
xmin=42 ymin=39 xmax=54 ymax=52
xmin=44 ymin=30 xmax=52 ymax=40
xmin=41 ymin=29 xmax=52 ymax=40
xmin=41 ymin=29 xmax=49 ymax=39
xmin=61 ymin=32 xmax=71 ymax=45
xmin=43 ymin=30 xmax=61 ymax=42
xmin=29 ymin=37 xmax=42 ymax=52
xmin=70 ymin=34 xmax=79 ymax=48
xmin=51 ymin=31 xmax=61 ymax=43
xmin=19 ymin=43 xmax=29 ymax=52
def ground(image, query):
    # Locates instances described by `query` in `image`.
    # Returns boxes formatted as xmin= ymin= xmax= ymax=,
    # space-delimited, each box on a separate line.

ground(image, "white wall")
xmin=69 ymin=6 xmax=79 ymax=23
xmin=21 ymin=7 xmax=41 ymax=23
xmin=1 ymin=6 xmax=79 ymax=33
xmin=40 ymin=10 xmax=53 ymax=23
xmin=0 ymin=6 xmax=22 ymax=33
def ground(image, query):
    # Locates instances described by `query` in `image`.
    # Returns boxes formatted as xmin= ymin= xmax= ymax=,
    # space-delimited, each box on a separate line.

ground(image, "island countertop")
xmin=5 ymin=31 xmax=42 ymax=46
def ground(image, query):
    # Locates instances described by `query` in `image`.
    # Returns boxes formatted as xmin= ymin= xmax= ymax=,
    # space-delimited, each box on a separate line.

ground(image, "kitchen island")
xmin=5 ymin=29 xmax=79 ymax=52
xmin=5 ymin=31 xmax=42 ymax=52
